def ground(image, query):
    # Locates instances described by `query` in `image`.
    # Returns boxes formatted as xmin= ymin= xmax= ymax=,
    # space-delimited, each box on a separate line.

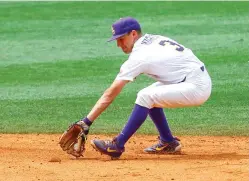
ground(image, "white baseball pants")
xmin=135 ymin=67 xmax=212 ymax=108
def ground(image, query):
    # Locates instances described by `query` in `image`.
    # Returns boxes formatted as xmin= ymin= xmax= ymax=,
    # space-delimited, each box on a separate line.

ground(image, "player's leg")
xmin=133 ymin=82 xmax=174 ymax=143
xmin=145 ymin=107 xmax=182 ymax=153
xmin=148 ymin=107 xmax=174 ymax=142
xmin=91 ymin=104 xmax=150 ymax=159
xmin=136 ymin=78 xmax=211 ymax=153
xmin=135 ymin=67 xmax=212 ymax=109
xmin=135 ymin=82 xmax=211 ymax=109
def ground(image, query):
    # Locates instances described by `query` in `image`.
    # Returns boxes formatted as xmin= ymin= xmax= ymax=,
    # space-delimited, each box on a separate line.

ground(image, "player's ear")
xmin=130 ymin=30 xmax=138 ymax=40
xmin=132 ymin=30 xmax=137 ymax=36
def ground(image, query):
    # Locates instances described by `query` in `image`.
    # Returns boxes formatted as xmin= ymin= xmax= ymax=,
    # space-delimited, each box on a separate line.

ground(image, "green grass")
xmin=0 ymin=2 xmax=249 ymax=136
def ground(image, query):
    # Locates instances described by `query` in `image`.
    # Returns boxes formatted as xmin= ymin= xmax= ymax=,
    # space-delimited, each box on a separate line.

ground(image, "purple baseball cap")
xmin=107 ymin=17 xmax=141 ymax=42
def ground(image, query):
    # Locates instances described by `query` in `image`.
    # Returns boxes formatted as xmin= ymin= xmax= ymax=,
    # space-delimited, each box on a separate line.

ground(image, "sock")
xmin=149 ymin=107 xmax=174 ymax=142
xmin=116 ymin=104 xmax=149 ymax=148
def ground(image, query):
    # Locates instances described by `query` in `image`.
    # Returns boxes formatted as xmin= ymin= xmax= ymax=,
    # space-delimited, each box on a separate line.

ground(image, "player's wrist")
xmin=82 ymin=117 xmax=92 ymax=127
xmin=75 ymin=117 xmax=92 ymax=135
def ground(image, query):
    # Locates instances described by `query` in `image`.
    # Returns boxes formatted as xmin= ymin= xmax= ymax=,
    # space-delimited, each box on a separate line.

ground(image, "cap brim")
xmin=107 ymin=33 xmax=127 ymax=42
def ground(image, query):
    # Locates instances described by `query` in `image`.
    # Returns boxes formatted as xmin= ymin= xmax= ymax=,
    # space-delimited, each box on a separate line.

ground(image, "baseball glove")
xmin=59 ymin=120 xmax=89 ymax=158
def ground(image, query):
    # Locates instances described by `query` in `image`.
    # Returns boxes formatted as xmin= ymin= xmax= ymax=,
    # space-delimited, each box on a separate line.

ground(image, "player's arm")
xmin=87 ymin=79 xmax=129 ymax=121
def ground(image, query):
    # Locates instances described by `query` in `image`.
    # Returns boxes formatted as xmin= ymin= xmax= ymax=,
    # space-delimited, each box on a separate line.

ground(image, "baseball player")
xmin=59 ymin=17 xmax=212 ymax=159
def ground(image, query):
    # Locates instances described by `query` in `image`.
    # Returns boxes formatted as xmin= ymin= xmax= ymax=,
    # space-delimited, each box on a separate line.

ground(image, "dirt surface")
xmin=0 ymin=134 xmax=248 ymax=181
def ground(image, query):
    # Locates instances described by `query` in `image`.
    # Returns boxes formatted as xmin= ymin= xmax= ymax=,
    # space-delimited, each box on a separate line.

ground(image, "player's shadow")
xmin=79 ymin=152 xmax=249 ymax=161
xmin=122 ymin=152 xmax=249 ymax=161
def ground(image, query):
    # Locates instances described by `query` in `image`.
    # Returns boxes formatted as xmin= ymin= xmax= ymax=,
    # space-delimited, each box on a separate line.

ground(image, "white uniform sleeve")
xmin=115 ymin=58 xmax=147 ymax=82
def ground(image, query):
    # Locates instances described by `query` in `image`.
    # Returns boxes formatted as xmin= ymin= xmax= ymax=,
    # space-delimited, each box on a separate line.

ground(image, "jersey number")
xmin=159 ymin=40 xmax=184 ymax=52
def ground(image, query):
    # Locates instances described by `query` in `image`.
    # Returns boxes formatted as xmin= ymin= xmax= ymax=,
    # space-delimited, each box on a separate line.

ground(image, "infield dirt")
xmin=0 ymin=134 xmax=248 ymax=181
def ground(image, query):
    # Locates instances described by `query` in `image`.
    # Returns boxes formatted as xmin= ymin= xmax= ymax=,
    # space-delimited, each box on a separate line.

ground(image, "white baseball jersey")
xmin=115 ymin=34 xmax=212 ymax=108
xmin=116 ymin=34 xmax=204 ymax=84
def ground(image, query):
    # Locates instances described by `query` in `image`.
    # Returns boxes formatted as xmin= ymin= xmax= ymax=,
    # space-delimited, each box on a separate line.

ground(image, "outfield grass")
xmin=0 ymin=2 xmax=249 ymax=135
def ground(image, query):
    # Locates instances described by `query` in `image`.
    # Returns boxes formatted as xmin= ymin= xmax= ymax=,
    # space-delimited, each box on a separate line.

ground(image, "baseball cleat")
xmin=91 ymin=139 xmax=125 ymax=159
xmin=144 ymin=137 xmax=182 ymax=154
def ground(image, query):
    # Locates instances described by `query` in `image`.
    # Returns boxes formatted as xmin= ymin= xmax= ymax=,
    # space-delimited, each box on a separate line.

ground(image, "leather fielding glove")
xmin=59 ymin=119 xmax=89 ymax=158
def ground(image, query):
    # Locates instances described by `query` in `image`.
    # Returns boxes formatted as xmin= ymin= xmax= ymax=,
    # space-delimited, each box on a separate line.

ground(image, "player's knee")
xmin=135 ymin=89 xmax=154 ymax=108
